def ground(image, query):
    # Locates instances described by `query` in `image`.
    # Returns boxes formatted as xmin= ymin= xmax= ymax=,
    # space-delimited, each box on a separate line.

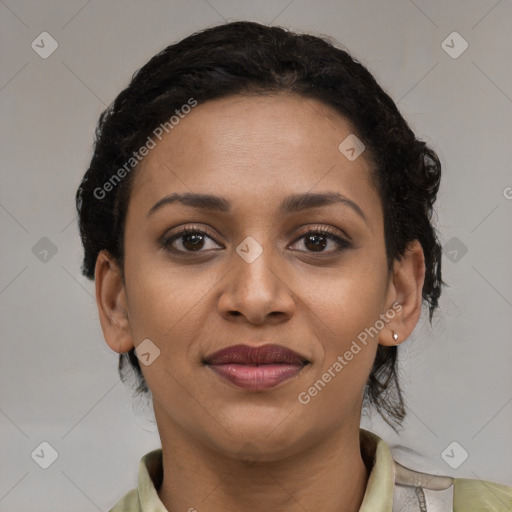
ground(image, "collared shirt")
xmin=109 ymin=429 xmax=512 ymax=511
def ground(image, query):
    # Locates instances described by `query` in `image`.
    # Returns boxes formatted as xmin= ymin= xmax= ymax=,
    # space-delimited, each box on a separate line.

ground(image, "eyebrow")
xmin=147 ymin=191 xmax=368 ymax=224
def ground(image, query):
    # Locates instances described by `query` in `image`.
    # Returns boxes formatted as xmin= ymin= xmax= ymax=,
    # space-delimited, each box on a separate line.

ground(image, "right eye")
xmin=160 ymin=227 xmax=223 ymax=254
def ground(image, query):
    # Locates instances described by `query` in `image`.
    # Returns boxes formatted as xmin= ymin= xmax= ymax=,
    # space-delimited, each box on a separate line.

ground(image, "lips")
xmin=203 ymin=344 xmax=310 ymax=391
xmin=204 ymin=344 xmax=309 ymax=365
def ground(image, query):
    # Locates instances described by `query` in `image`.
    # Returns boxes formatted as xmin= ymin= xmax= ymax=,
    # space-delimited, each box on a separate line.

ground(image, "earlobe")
xmin=95 ymin=250 xmax=134 ymax=354
xmin=380 ymin=240 xmax=426 ymax=347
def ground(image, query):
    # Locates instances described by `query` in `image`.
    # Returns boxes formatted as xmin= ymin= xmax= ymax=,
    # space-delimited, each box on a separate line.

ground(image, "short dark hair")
xmin=76 ymin=20 xmax=444 ymax=429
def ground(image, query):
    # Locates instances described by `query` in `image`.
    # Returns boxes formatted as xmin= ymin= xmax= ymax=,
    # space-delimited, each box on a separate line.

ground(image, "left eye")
xmin=289 ymin=229 xmax=351 ymax=254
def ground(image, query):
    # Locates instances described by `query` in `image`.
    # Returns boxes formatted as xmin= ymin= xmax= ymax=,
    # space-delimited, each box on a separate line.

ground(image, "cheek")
xmin=298 ymin=259 xmax=387 ymax=393
xmin=296 ymin=280 xmax=382 ymax=419
xmin=301 ymin=257 xmax=389 ymax=341
xmin=123 ymin=249 xmax=211 ymax=340
xmin=122 ymin=253 xmax=224 ymax=395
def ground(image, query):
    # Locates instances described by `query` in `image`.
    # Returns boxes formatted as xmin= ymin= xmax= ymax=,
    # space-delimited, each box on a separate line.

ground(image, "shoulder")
xmin=393 ymin=460 xmax=512 ymax=512
xmin=108 ymin=488 xmax=140 ymax=512
xmin=108 ymin=448 xmax=164 ymax=512
xmin=360 ymin=429 xmax=511 ymax=511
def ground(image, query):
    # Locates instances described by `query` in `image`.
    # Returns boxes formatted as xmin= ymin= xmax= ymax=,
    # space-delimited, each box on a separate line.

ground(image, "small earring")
xmin=392 ymin=331 xmax=399 ymax=343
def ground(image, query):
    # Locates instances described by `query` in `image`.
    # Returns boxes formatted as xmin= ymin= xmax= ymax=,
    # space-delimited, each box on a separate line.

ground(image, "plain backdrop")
xmin=1 ymin=1 xmax=511 ymax=511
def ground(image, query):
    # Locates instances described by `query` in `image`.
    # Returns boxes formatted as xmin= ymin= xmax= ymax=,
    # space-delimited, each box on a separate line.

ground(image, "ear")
xmin=95 ymin=250 xmax=134 ymax=354
xmin=379 ymin=239 xmax=426 ymax=347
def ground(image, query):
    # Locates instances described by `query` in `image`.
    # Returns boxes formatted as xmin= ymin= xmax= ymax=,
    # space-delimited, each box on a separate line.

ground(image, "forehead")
xmin=129 ymin=93 xmax=381 ymax=222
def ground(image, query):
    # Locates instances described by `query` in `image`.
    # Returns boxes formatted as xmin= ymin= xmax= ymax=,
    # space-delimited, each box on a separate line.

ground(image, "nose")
xmin=217 ymin=241 xmax=296 ymax=326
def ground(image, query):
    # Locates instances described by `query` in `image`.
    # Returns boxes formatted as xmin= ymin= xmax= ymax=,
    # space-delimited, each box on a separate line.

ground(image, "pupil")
xmin=305 ymin=234 xmax=326 ymax=252
xmin=183 ymin=233 xmax=204 ymax=250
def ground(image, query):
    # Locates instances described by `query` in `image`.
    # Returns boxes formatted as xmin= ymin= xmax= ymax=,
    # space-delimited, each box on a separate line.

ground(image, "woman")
xmin=76 ymin=21 xmax=511 ymax=512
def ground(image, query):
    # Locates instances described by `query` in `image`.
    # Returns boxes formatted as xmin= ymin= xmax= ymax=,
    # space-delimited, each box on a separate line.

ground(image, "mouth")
xmin=203 ymin=344 xmax=310 ymax=391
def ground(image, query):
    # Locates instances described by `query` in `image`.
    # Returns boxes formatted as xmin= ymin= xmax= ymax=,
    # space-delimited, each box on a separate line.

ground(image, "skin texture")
xmin=95 ymin=93 xmax=425 ymax=512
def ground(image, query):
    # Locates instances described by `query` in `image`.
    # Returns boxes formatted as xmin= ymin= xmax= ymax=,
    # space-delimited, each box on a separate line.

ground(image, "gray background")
xmin=1 ymin=1 xmax=511 ymax=510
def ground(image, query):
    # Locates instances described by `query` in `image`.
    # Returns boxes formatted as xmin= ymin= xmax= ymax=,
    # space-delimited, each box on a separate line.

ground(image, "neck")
xmin=155 ymin=411 xmax=369 ymax=512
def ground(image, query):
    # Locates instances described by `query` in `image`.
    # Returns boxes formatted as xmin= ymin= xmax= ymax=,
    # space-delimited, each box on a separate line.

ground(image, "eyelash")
xmin=160 ymin=225 xmax=352 ymax=256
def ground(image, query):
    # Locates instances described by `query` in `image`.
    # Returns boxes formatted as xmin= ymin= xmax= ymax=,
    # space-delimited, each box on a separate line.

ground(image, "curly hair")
xmin=76 ymin=20 xmax=444 ymax=429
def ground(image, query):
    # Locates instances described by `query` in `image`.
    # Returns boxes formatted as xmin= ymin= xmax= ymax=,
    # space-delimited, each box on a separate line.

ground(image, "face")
xmin=97 ymin=93 xmax=421 ymax=460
